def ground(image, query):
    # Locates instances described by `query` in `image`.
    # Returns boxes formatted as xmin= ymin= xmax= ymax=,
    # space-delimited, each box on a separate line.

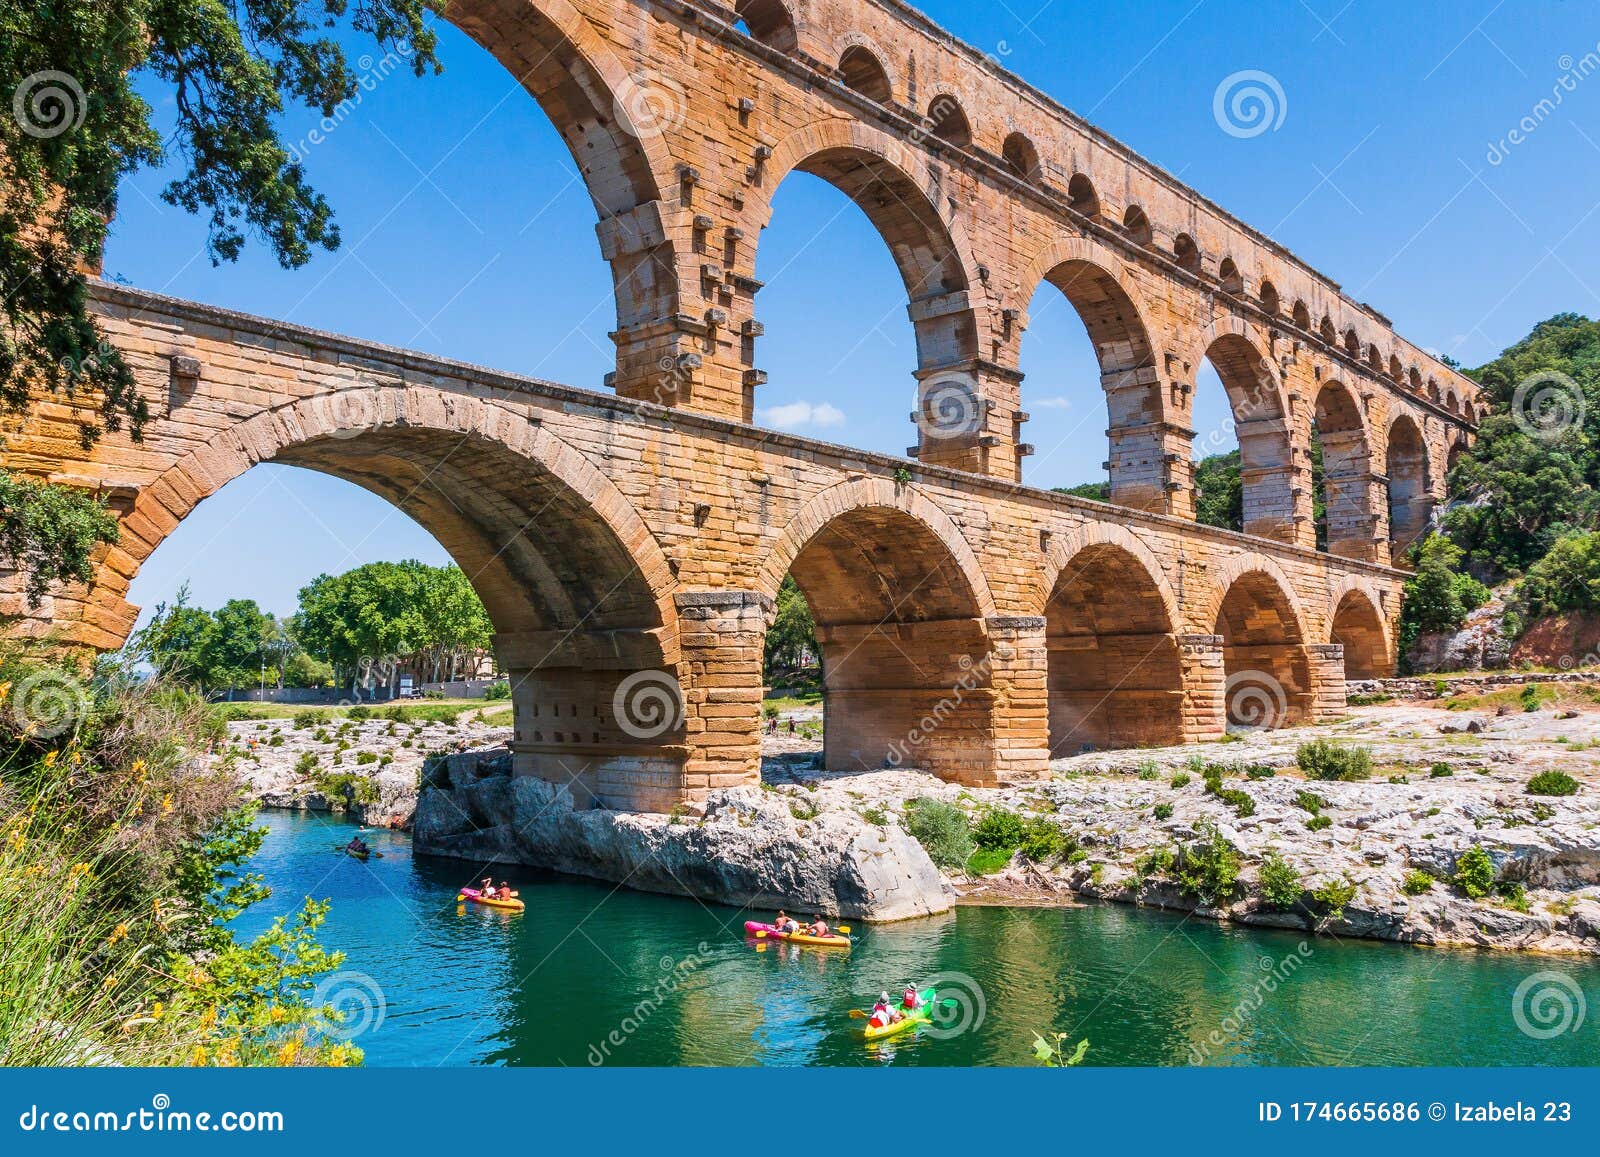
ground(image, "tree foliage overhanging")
xmin=0 ymin=0 xmax=437 ymax=598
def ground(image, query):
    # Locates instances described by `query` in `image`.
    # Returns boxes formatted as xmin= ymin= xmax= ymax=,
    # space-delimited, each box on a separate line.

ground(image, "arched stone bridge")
xmin=1 ymin=0 xmax=1479 ymax=811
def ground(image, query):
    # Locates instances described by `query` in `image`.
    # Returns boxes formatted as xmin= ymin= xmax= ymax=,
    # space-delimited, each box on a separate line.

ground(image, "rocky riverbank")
xmin=222 ymin=708 xmax=510 ymax=827
xmin=412 ymin=748 xmax=952 ymax=921
xmin=226 ymin=683 xmax=1600 ymax=948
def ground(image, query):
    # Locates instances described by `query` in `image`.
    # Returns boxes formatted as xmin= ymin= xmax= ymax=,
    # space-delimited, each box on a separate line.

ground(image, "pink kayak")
xmin=744 ymin=920 xmax=850 ymax=948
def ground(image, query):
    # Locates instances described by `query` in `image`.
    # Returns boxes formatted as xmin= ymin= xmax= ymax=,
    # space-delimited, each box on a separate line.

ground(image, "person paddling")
xmin=902 ymin=984 xmax=925 ymax=1012
xmin=868 ymin=992 xmax=900 ymax=1029
xmin=806 ymin=915 xmax=829 ymax=938
xmin=774 ymin=910 xmax=799 ymax=934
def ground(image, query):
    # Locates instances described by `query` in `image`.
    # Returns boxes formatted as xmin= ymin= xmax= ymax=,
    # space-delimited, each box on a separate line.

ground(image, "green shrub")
xmin=1243 ymin=763 xmax=1276 ymax=780
xmin=763 ymin=703 xmax=780 ymax=720
xmin=1152 ymin=802 xmax=1174 ymax=821
xmin=355 ymin=751 xmax=378 ymax=766
xmin=1401 ymin=869 xmax=1435 ymax=895
xmin=1453 ymin=845 xmax=1497 ymax=899
xmin=1135 ymin=846 xmax=1176 ymax=879
xmin=1018 ymin=817 xmax=1070 ymax=864
xmin=1257 ymin=852 xmax=1303 ymax=910
xmin=1429 ymin=762 xmax=1454 ymax=778
xmin=1526 ymin=770 xmax=1579 ymax=796
xmin=267 ymin=734 xmax=285 ymax=746
xmin=966 ymin=847 xmax=1015 ymax=876
xmin=1173 ymin=824 xmax=1243 ymax=905
xmin=1519 ymin=683 xmax=1553 ymax=713
xmin=1170 ymin=771 xmax=1192 ymax=789
xmin=1312 ymin=877 xmax=1358 ymax=919
xmin=1135 ymin=761 xmax=1160 ymax=781
xmin=1398 ymin=535 xmax=1490 ymax=661
xmin=1296 ymin=739 xmax=1373 ymax=781
xmin=483 ymin=679 xmax=512 ymax=701
xmin=293 ymin=751 xmax=318 ymax=777
xmin=972 ymin=807 xmax=1026 ymax=852
xmin=1306 ymin=815 xmax=1333 ymax=832
xmin=861 ymin=806 xmax=889 ymax=827
xmin=1347 ymin=692 xmax=1393 ymax=706
xmin=903 ymin=797 xmax=974 ymax=870
xmin=1292 ymin=790 xmax=1325 ymax=815
xmin=292 ymin=710 xmax=320 ymax=730
xmin=787 ymin=797 xmax=819 ymax=821
xmin=1497 ymin=881 xmax=1530 ymax=912
xmin=346 ymin=705 xmax=371 ymax=721
xmin=1215 ymin=787 xmax=1255 ymax=818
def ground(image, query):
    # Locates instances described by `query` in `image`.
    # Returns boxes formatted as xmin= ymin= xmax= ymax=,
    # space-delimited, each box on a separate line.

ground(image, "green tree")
xmin=417 ymin=564 xmax=493 ymax=682
xmin=764 ymin=574 xmax=817 ymax=675
xmin=1397 ymin=535 xmax=1490 ymax=662
xmin=1506 ymin=530 xmax=1600 ymax=633
xmin=0 ymin=0 xmax=437 ymax=599
xmin=1194 ymin=449 xmax=1243 ymax=531
xmin=130 ymin=584 xmax=214 ymax=684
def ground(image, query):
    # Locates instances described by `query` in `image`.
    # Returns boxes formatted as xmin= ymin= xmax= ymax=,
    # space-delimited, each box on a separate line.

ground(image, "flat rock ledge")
xmin=412 ymin=748 xmax=953 ymax=922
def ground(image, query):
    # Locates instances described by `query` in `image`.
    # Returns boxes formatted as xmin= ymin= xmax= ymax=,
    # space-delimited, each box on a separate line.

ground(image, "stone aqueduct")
xmin=1 ymin=0 xmax=1480 ymax=811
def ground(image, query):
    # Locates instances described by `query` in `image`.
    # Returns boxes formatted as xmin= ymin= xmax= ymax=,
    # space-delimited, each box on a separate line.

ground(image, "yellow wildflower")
xmin=275 ymin=1039 xmax=300 ymax=1066
xmin=101 ymin=975 xmax=118 ymax=991
xmin=0 ymin=681 xmax=11 ymax=699
xmin=42 ymin=750 xmax=57 ymax=767
xmin=160 ymin=794 xmax=174 ymax=816
xmin=151 ymin=1002 xmax=164 ymax=1020
xmin=189 ymin=1045 xmax=208 ymax=1067
xmin=108 ymin=923 xmax=128 ymax=945
xmin=199 ymin=1005 xmax=217 ymax=1031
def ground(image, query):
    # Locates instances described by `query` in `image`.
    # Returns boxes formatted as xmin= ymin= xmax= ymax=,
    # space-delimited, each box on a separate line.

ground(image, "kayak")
xmin=344 ymin=846 xmax=370 ymax=860
xmin=459 ymin=887 xmax=525 ymax=912
xmin=744 ymin=920 xmax=850 ymax=948
xmin=861 ymin=988 xmax=938 ymax=1041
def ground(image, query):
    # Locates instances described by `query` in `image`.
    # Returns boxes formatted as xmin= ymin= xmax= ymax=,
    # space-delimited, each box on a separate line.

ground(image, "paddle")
xmin=848 ymin=997 xmax=958 ymax=1020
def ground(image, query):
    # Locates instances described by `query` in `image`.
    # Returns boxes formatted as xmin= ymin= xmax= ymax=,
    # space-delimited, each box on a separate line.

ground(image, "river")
xmin=234 ymin=810 xmax=1600 ymax=1067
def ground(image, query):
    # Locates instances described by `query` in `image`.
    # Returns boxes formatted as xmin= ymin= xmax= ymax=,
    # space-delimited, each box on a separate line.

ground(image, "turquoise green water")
xmin=237 ymin=810 xmax=1600 ymax=1067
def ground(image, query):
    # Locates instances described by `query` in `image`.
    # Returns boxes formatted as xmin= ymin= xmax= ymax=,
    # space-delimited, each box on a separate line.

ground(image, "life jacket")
xmin=903 ymin=989 xmax=919 ymax=1009
xmin=870 ymin=1004 xmax=891 ymax=1027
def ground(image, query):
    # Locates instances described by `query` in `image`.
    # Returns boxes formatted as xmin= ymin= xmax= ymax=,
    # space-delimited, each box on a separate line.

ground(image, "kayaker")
xmin=869 ymin=992 xmax=899 ymax=1029
xmin=480 ymin=876 xmax=494 ymax=895
xmin=902 ymin=984 xmax=925 ymax=1012
xmin=806 ymin=915 xmax=829 ymax=938
xmin=774 ymin=910 xmax=799 ymax=934
xmin=496 ymin=881 xmax=513 ymax=900
xmin=346 ymin=836 xmax=368 ymax=855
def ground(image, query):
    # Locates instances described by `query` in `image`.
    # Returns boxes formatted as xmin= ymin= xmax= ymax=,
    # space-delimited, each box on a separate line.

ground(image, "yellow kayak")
xmin=459 ymin=888 xmax=525 ymax=912
xmin=744 ymin=921 xmax=850 ymax=949
xmin=861 ymin=989 xmax=937 ymax=1041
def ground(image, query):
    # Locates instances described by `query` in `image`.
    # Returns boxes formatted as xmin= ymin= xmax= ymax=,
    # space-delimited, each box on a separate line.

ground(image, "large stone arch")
xmin=759 ymin=477 xmax=1010 ymax=783
xmin=1187 ymin=320 xmax=1297 ymax=543
xmin=116 ymin=385 xmax=710 ymax=812
xmin=1327 ymin=580 xmax=1393 ymax=680
xmin=755 ymin=118 xmax=980 ymax=349
xmin=1386 ymin=411 xmax=1432 ymax=559
xmin=1038 ymin=522 xmax=1185 ymax=752
xmin=1203 ymin=554 xmax=1315 ymax=729
xmin=445 ymin=0 xmax=684 ymax=400
xmin=1014 ymin=235 xmax=1166 ymax=511
xmin=1312 ymin=379 xmax=1381 ymax=561
xmin=758 ymin=477 xmax=995 ymax=617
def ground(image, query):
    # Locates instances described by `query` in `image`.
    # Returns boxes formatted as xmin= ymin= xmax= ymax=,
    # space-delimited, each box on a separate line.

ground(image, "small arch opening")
xmin=1260 ymin=280 xmax=1281 ymax=316
xmin=1067 ymin=173 xmax=1101 ymax=219
xmin=837 ymin=45 xmax=892 ymax=102
xmin=1002 ymin=132 xmax=1042 ymax=181
xmin=1218 ymin=257 xmax=1243 ymax=295
xmin=734 ymin=0 xmax=799 ymax=53
xmin=926 ymin=93 xmax=972 ymax=148
xmin=1174 ymin=232 xmax=1201 ymax=274
xmin=1122 ymin=204 xmax=1153 ymax=247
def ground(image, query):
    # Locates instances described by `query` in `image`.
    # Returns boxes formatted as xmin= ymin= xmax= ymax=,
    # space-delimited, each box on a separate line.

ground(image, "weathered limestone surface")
xmin=1 ymin=0 xmax=1482 ymax=813
xmin=414 ymin=748 xmax=954 ymax=921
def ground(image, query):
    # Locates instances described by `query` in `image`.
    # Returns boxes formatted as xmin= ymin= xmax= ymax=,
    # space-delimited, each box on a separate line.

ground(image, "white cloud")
xmin=1033 ymin=396 xmax=1073 ymax=410
xmin=759 ymin=400 xmax=846 ymax=431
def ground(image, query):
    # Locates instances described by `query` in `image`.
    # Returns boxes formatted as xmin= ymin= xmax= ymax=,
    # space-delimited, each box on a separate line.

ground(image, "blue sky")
xmin=107 ymin=0 xmax=1600 ymax=622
